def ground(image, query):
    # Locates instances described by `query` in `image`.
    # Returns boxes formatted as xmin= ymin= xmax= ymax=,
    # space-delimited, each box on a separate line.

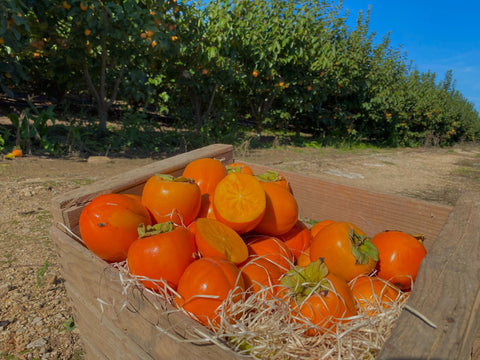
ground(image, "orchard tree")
xmin=25 ymin=0 xmax=177 ymax=133
xmin=0 ymin=0 xmax=29 ymax=96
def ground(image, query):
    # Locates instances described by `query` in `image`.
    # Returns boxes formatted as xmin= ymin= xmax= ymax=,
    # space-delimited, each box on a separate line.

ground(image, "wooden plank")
xmin=51 ymin=225 xmax=243 ymax=360
xmin=51 ymin=143 xmax=234 ymax=232
xmin=245 ymin=163 xmax=452 ymax=247
xmin=377 ymin=190 xmax=480 ymax=359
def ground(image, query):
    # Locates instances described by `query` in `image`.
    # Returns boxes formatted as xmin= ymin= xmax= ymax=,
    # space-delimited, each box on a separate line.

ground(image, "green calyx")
xmin=349 ymin=229 xmax=379 ymax=265
xmin=155 ymin=174 xmax=194 ymax=183
xmin=280 ymin=259 xmax=331 ymax=301
xmin=138 ymin=222 xmax=174 ymax=238
xmin=255 ymin=170 xmax=282 ymax=182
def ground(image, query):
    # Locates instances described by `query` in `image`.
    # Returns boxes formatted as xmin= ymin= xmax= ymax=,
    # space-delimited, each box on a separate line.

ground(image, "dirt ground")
xmin=0 ymin=143 xmax=479 ymax=359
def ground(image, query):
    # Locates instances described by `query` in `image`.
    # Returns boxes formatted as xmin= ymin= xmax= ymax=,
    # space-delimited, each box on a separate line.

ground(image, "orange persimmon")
xmin=194 ymin=218 xmax=249 ymax=264
xmin=277 ymin=220 xmax=312 ymax=259
xmin=213 ymin=172 xmax=266 ymax=234
xmin=253 ymin=181 xmax=298 ymax=236
xmin=182 ymin=157 xmax=226 ymax=194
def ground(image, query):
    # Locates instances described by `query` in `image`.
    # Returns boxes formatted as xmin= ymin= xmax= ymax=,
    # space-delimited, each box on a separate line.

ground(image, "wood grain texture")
xmin=51 ymin=226 xmax=243 ymax=360
xmin=377 ymin=191 xmax=480 ymax=360
xmin=245 ymin=162 xmax=452 ymax=248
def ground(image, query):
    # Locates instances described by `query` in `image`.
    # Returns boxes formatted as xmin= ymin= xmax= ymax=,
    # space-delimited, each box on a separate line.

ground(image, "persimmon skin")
xmin=297 ymin=273 xmax=357 ymax=335
xmin=182 ymin=157 xmax=227 ymax=195
xmin=141 ymin=174 xmax=201 ymax=226
xmin=226 ymin=162 xmax=254 ymax=175
xmin=127 ymin=226 xmax=196 ymax=291
xmin=245 ymin=235 xmax=294 ymax=273
xmin=79 ymin=193 xmax=152 ymax=262
xmin=278 ymin=220 xmax=312 ymax=260
xmin=197 ymin=193 xmax=216 ymax=219
xmin=349 ymin=275 xmax=400 ymax=314
xmin=310 ymin=219 xmax=335 ymax=238
xmin=371 ymin=230 xmax=427 ymax=290
xmin=175 ymin=257 xmax=245 ymax=329
xmin=213 ymin=172 xmax=266 ymax=234
xmin=240 ymin=257 xmax=284 ymax=297
xmin=254 ymin=181 xmax=298 ymax=236
xmin=310 ymin=221 xmax=377 ymax=282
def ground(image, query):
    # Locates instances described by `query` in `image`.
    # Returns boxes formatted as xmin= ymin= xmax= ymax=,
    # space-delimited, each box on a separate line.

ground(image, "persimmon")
xmin=141 ymin=174 xmax=201 ymax=226
xmin=194 ymin=218 xmax=249 ymax=264
xmin=349 ymin=275 xmax=400 ymax=314
xmin=254 ymin=181 xmax=298 ymax=236
xmin=310 ymin=219 xmax=335 ymax=238
xmin=182 ymin=157 xmax=226 ymax=194
xmin=277 ymin=220 xmax=312 ymax=259
xmin=127 ymin=222 xmax=197 ymax=291
xmin=79 ymin=193 xmax=152 ymax=262
xmin=213 ymin=172 xmax=266 ymax=234
xmin=240 ymin=257 xmax=284 ymax=297
xmin=280 ymin=259 xmax=357 ymax=335
xmin=256 ymin=170 xmax=290 ymax=191
xmin=11 ymin=148 xmax=23 ymax=157
xmin=226 ymin=162 xmax=254 ymax=175
xmin=310 ymin=221 xmax=378 ymax=282
xmin=371 ymin=230 xmax=427 ymax=290
xmin=197 ymin=193 xmax=216 ymax=219
xmin=245 ymin=235 xmax=293 ymax=273
xmin=296 ymin=247 xmax=311 ymax=267
xmin=175 ymin=256 xmax=245 ymax=329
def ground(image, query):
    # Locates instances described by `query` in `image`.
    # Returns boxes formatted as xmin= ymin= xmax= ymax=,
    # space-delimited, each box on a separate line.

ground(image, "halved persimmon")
xmin=213 ymin=172 xmax=266 ymax=234
xmin=194 ymin=218 xmax=249 ymax=264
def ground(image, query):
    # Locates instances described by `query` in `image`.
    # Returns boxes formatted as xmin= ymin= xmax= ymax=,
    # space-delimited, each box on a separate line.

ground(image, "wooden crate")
xmin=50 ymin=143 xmax=480 ymax=360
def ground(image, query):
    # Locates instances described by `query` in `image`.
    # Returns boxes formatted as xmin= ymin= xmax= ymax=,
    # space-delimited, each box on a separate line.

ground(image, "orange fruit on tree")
xmin=182 ymin=157 xmax=227 ymax=195
xmin=213 ymin=172 xmax=266 ymax=234
xmin=141 ymin=174 xmax=201 ymax=226
xmin=253 ymin=181 xmax=298 ymax=236
xmin=194 ymin=218 xmax=249 ymax=265
xmin=310 ymin=221 xmax=378 ymax=282
xmin=79 ymin=193 xmax=152 ymax=262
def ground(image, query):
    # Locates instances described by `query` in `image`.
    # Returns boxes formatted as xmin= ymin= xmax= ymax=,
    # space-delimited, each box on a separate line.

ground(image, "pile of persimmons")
xmin=78 ymin=157 xmax=427 ymax=336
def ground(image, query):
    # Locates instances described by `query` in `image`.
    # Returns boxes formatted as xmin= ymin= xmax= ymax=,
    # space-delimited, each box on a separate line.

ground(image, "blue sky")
xmin=341 ymin=1 xmax=480 ymax=112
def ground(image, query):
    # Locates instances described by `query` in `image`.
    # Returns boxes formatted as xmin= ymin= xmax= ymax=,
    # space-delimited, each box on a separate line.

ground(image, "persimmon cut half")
xmin=195 ymin=218 xmax=248 ymax=264
xmin=213 ymin=172 xmax=266 ymax=234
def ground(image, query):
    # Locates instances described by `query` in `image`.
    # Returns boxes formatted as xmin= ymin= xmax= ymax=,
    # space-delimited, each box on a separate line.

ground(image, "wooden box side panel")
xmin=52 ymin=144 xmax=234 ymax=237
xmin=246 ymin=163 xmax=452 ymax=247
xmin=378 ymin=190 xmax=480 ymax=359
xmin=51 ymin=226 xmax=243 ymax=360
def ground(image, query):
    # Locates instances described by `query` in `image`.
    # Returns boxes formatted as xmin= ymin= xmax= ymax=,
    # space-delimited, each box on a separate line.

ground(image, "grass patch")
xmin=453 ymin=167 xmax=480 ymax=179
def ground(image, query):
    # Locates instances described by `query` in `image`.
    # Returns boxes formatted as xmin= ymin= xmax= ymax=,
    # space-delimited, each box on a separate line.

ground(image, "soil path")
xmin=0 ymin=144 xmax=479 ymax=359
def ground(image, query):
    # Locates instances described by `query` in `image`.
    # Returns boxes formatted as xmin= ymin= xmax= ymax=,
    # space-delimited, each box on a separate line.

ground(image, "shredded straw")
xmin=56 ymin=221 xmax=415 ymax=359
